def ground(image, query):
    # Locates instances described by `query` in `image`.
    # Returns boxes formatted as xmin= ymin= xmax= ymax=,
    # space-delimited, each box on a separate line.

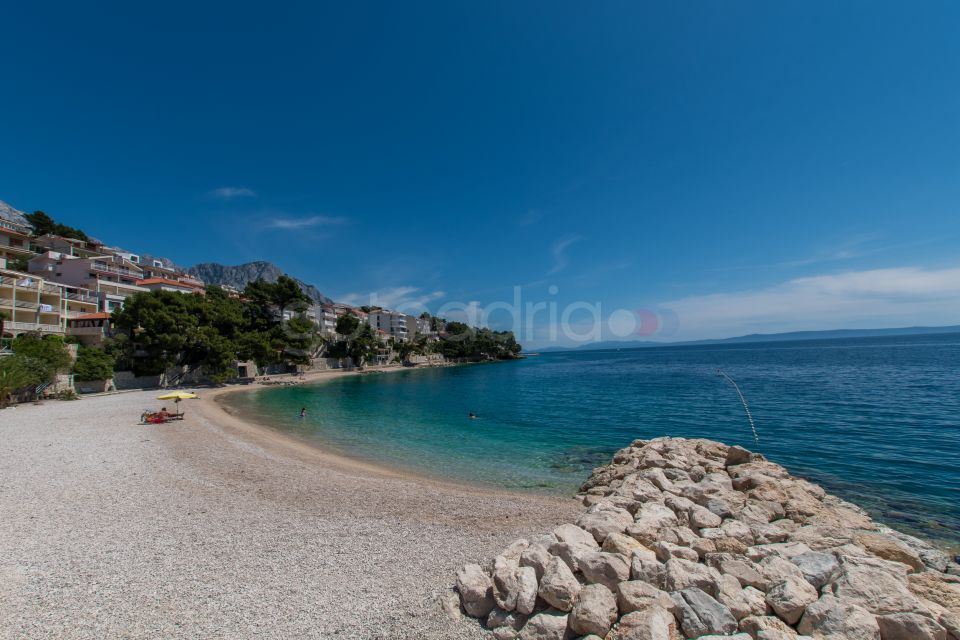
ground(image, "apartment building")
xmin=29 ymin=251 xmax=148 ymax=313
xmin=0 ymin=259 xmax=99 ymax=340
xmin=0 ymin=218 xmax=36 ymax=265
xmin=317 ymin=304 xmax=338 ymax=337
xmin=368 ymin=309 xmax=410 ymax=341
xmin=136 ymin=277 xmax=205 ymax=295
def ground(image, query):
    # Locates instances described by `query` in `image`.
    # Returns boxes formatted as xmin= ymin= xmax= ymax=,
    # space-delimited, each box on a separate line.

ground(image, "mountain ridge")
xmin=188 ymin=261 xmax=332 ymax=304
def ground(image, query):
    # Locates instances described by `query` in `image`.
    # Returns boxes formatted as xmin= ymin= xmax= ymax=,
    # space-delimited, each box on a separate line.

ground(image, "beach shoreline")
xmin=0 ymin=369 xmax=581 ymax=639
xmin=199 ymin=363 xmax=556 ymax=497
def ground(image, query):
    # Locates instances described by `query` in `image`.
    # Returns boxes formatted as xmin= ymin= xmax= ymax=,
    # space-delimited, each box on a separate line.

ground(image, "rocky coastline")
xmin=454 ymin=437 xmax=960 ymax=639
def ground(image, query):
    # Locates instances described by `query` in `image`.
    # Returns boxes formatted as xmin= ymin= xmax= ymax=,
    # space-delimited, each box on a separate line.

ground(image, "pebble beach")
xmin=0 ymin=383 xmax=580 ymax=639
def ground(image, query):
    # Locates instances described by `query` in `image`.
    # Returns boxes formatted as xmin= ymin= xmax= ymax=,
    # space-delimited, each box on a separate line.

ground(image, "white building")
xmin=368 ymin=310 xmax=409 ymax=341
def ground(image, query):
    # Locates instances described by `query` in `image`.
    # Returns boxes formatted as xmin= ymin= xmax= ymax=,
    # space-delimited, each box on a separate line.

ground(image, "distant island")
xmin=536 ymin=324 xmax=960 ymax=353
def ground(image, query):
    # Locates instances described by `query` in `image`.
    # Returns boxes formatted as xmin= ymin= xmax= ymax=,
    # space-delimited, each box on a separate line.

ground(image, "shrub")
xmin=72 ymin=346 xmax=115 ymax=381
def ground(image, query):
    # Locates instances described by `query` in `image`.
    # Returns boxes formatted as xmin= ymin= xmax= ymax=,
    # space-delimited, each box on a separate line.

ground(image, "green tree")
xmin=111 ymin=291 xmax=199 ymax=375
xmin=243 ymin=276 xmax=310 ymax=319
xmin=282 ymin=314 xmax=318 ymax=365
xmin=24 ymin=210 xmax=90 ymax=242
xmin=11 ymin=333 xmax=72 ymax=382
xmin=335 ymin=313 xmax=360 ymax=337
xmin=0 ymin=355 xmax=40 ymax=407
xmin=73 ymin=346 xmax=115 ymax=380
xmin=347 ymin=324 xmax=379 ymax=367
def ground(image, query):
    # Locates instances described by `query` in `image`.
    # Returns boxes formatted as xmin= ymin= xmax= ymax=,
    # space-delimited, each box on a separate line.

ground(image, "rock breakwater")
xmin=455 ymin=437 xmax=960 ymax=639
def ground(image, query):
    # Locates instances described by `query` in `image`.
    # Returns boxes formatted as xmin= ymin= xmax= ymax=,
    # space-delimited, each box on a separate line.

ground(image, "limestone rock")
xmin=726 ymin=445 xmax=753 ymax=466
xmin=548 ymin=541 xmax=598 ymax=573
xmin=579 ymin=552 xmax=631 ymax=591
xmin=634 ymin=502 xmax=680 ymax=528
xmin=664 ymin=557 xmax=721 ymax=596
xmin=908 ymin=571 xmax=960 ymax=611
xmin=654 ymin=541 xmax=700 ymax=563
xmin=855 ymin=533 xmax=925 ymax=573
xmin=457 ymin=563 xmax=495 ymax=617
xmin=520 ymin=544 xmax=552 ymax=581
xmin=716 ymin=573 xmax=767 ymax=620
xmin=631 ymin=554 xmax=667 ymax=590
xmin=765 ymin=575 xmax=818 ymax=624
xmin=791 ymin=551 xmax=841 ymax=590
xmin=672 ymin=587 xmax=739 ymax=638
xmin=715 ymin=537 xmax=750 ymax=555
xmin=516 ymin=566 xmax=538 ymax=615
xmin=502 ymin=538 xmax=531 ymax=561
xmin=494 ymin=556 xmax=523 ymax=611
xmin=577 ymin=504 xmax=634 ymax=544
xmin=554 ymin=523 xmax=600 ymax=549
xmin=718 ymin=558 xmax=767 ymax=591
xmin=569 ymin=584 xmax=618 ymax=637
xmin=538 ymin=556 xmax=581 ymax=611
xmin=831 ymin=554 xmax=923 ymax=615
xmin=758 ymin=555 xmax=808 ymax=585
xmin=487 ymin=607 xmax=529 ymax=632
xmin=938 ymin=610 xmax=959 ymax=640
xmin=876 ymin=612 xmax=947 ymax=640
xmin=492 ymin=627 xmax=520 ymax=640
xmin=518 ymin=612 xmax=571 ymax=640
xmin=691 ymin=504 xmax=724 ymax=529
xmin=603 ymin=532 xmax=648 ymax=557
xmin=617 ymin=580 xmax=677 ymax=616
xmin=796 ymin=594 xmax=880 ymax=639
xmin=740 ymin=615 xmax=801 ymax=638
xmin=610 ymin=605 xmax=677 ymax=640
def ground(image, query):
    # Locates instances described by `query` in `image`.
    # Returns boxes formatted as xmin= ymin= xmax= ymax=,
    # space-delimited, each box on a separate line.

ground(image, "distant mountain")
xmin=536 ymin=325 xmax=960 ymax=353
xmin=0 ymin=200 xmax=31 ymax=227
xmin=188 ymin=261 xmax=332 ymax=304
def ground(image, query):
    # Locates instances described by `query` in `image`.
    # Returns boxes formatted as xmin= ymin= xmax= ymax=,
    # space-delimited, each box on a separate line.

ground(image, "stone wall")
xmin=454 ymin=437 xmax=960 ymax=640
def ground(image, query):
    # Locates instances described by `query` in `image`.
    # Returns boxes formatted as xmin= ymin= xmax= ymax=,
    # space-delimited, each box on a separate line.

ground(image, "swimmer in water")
xmin=299 ymin=407 xmax=307 ymax=419
xmin=468 ymin=412 xmax=477 ymax=419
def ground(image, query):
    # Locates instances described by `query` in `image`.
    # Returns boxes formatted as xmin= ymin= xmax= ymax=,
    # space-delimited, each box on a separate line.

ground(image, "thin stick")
xmin=717 ymin=369 xmax=759 ymax=444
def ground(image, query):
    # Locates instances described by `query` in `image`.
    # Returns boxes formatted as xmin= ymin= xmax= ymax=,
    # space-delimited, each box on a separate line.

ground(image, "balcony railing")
xmin=0 ymin=219 xmax=31 ymax=235
xmin=0 ymin=298 xmax=41 ymax=310
xmin=5 ymin=321 xmax=63 ymax=334
xmin=64 ymin=290 xmax=99 ymax=302
xmin=0 ymin=275 xmax=40 ymax=290
xmin=91 ymin=262 xmax=141 ymax=277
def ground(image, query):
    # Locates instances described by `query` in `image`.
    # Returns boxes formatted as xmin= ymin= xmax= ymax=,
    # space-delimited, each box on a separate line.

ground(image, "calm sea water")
xmin=225 ymin=333 xmax=960 ymax=546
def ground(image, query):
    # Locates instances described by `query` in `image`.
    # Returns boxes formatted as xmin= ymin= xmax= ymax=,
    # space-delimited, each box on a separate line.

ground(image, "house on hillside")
xmin=28 ymin=251 xmax=148 ymax=313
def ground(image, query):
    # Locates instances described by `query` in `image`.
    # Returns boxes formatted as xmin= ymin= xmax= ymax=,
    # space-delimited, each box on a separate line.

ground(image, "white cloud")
xmin=662 ymin=266 xmax=960 ymax=340
xmin=267 ymin=215 xmax=347 ymax=230
xmin=548 ymin=235 xmax=582 ymax=275
xmin=208 ymin=186 xmax=257 ymax=199
xmin=339 ymin=286 xmax=446 ymax=313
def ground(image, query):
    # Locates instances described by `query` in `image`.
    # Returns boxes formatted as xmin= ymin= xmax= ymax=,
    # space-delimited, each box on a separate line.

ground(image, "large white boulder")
xmin=765 ymin=575 xmax=818 ymax=624
xmin=538 ymin=556 xmax=581 ymax=611
xmin=518 ymin=612 xmax=570 ymax=640
xmin=671 ymin=587 xmax=739 ymax=638
xmin=569 ymin=584 xmax=618 ymax=637
xmin=456 ymin=563 xmax=495 ymax=617
xmin=579 ymin=552 xmax=631 ymax=591
xmin=796 ymin=593 xmax=880 ymax=639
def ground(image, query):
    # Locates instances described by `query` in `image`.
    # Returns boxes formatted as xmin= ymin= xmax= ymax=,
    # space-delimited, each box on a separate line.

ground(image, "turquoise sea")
xmin=224 ymin=333 xmax=960 ymax=547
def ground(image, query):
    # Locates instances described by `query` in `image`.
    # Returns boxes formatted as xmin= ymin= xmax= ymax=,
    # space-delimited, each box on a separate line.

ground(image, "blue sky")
xmin=3 ymin=1 xmax=960 ymax=346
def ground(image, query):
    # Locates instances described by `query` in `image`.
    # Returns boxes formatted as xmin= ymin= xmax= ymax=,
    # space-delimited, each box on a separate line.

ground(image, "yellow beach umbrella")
xmin=157 ymin=391 xmax=198 ymax=400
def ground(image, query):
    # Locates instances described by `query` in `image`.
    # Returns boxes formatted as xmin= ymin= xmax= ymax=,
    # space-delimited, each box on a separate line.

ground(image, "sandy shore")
xmin=0 ymin=374 xmax=580 ymax=639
